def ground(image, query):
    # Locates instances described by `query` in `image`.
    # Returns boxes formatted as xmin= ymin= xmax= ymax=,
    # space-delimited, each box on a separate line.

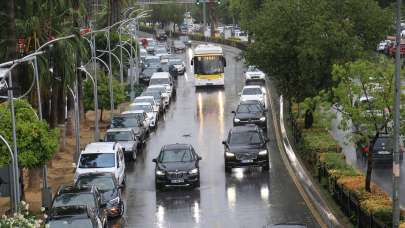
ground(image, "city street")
xmin=112 ymin=43 xmax=318 ymax=227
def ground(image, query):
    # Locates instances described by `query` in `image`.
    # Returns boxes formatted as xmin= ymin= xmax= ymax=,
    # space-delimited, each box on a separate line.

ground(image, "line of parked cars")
xmin=45 ymin=38 xmax=184 ymax=228
xmin=223 ymin=66 xmax=270 ymax=172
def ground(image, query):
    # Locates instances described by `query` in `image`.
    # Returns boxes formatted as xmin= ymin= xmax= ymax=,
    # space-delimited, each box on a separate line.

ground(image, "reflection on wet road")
xmin=113 ymin=44 xmax=318 ymax=227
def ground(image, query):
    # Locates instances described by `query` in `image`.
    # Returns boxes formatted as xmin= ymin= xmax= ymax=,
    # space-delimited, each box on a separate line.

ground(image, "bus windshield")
xmin=194 ymin=56 xmax=224 ymax=75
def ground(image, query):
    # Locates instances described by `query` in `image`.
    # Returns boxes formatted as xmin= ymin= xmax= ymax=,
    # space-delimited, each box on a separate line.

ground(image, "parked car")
xmin=112 ymin=113 xmax=149 ymax=142
xmin=141 ymin=90 xmax=164 ymax=113
xmin=75 ymin=173 xmax=124 ymax=218
xmin=146 ymin=85 xmax=171 ymax=108
xmin=153 ymin=143 xmax=202 ymax=190
xmin=128 ymin=102 xmax=158 ymax=129
xmin=168 ymin=58 xmax=186 ymax=76
xmin=51 ymin=185 xmax=107 ymax=227
xmin=140 ymin=65 xmax=163 ymax=83
xmin=149 ymin=72 xmax=174 ymax=96
xmin=104 ymin=128 xmax=139 ymax=161
xmin=155 ymin=29 xmax=167 ymax=42
xmin=46 ymin=205 xmax=103 ymax=228
xmin=232 ymin=100 xmax=267 ymax=129
xmin=154 ymin=46 xmax=169 ymax=58
xmin=223 ymin=124 xmax=269 ymax=172
xmin=143 ymin=56 xmax=161 ymax=69
xmin=133 ymin=95 xmax=160 ymax=114
xmin=74 ymin=142 xmax=126 ymax=186
xmin=145 ymin=38 xmax=156 ymax=54
xmin=121 ymin=110 xmax=151 ymax=138
xmin=245 ymin=65 xmax=265 ymax=82
xmin=240 ymin=85 xmax=267 ymax=107
xmin=357 ymin=134 xmax=404 ymax=163
xmin=173 ymin=40 xmax=186 ymax=53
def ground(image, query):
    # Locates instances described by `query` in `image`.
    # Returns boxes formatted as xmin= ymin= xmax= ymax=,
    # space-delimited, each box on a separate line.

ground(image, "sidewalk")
xmin=330 ymin=111 xmax=405 ymax=208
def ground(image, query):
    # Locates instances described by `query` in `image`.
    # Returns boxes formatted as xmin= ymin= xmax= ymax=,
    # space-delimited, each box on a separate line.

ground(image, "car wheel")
xmin=155 ymin=181 xmax=164 ymax=191
xmin=195 ymin=176 xmax=200 ymax=188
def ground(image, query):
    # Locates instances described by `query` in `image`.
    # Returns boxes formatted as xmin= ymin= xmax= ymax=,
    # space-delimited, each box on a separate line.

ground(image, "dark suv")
xmin=153 ymin=144 xmax=202 ymax=190
xmin=46 ymin=205 xmax=103 ymax=228
xmin=360 ymin=134 xmax=404 ymax=162
xmin=75 ymin=173 xmax=125 ymax=218
xmin=232 ymin=100 xmax=267 ymax=129
xmin=223 ymin=124 xmax=269 ymax=172
xmin=51 ymin=185 xmax=107 ymax=227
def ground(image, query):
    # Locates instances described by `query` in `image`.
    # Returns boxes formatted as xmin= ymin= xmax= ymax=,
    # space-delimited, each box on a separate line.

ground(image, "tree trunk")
xmin=100 ymin=109 xmax=103 ymax=122
xmin=365 ymin=133 xmax=379 ymax=192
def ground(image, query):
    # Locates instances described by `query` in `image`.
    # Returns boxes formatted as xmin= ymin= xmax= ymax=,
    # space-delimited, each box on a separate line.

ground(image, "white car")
xmin=149 ymin=72 xmax=173 ymax=96
xmin=240 ymin=85 xmax=267 ymax=107
xmin=133 ymin=95 xmax=160 ymax=114
xmin=245 ymin=66 xmax=265 ymax=81
xmin=128 ymin=102 xmax=158 ymax=128
xmin=74 ymin=142 xmax=126 ymax=185
xmin=146 ymin=85 xmax=171 ymax=108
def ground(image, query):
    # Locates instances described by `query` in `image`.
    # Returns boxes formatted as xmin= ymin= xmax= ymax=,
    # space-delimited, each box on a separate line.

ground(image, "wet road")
xmin=114 ymin=43 xmax=318 ymax=227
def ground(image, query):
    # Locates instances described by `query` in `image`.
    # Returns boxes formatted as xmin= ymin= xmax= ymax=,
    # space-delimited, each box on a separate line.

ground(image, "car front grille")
xmin=167 ymin=171 xmax=187 ymax=179
xmin=240 ymin=118 xmax=260 ymax=123
xmin=236 ymin=153 xmax=257 ymax=160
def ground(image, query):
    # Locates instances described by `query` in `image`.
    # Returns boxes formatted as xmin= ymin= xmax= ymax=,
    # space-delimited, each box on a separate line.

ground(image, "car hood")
xmin=101 ymin=189 xmax=118 ymax=203
xmin=228 ymin=144 xmax=263 ymax=154
xmin=157 ymin=161 xmax=195 ymax=172
xmin=235 ymin=112 xmax=262 ymax=120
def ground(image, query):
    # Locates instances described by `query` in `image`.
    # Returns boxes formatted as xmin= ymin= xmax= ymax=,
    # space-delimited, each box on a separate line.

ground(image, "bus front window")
xmin=195 ymin=56 xmax=224 ymax=75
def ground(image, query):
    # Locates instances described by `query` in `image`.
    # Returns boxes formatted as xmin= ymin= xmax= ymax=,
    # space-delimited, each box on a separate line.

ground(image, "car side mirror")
xmin=152 ymin=158 xmax=157 ymax=163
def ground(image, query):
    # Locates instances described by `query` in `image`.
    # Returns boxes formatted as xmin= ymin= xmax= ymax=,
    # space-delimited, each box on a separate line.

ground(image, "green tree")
xmin=83 ymin=71 xmax=126 ymax=121
xmin=0 ymin=99 xmax=59 ymax=168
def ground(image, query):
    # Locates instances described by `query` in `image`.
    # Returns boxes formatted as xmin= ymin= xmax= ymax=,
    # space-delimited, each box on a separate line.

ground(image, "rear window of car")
xmin=130 ymin=104 xmax=153 ymax=113
xmin=79 ymin=153 xmax=115 ymax=168
xmin=150 ymin=78 xmax=170 ymax=85
xmin=106 ymin=131 xmax=132 ymax=142
xmin=111 ymin=116 xmax=141 ymax=128
xmin=229 ymin=131 xmax=263 ymax=145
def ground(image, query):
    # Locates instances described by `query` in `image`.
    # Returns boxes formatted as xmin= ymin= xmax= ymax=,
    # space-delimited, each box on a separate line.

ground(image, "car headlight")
xmin=108 ymin=197 xmax=120 ymax=205
xmin=188 ymin=168 xmax=199 ymax=175
xmin=226 ymin=152 xmax=235 ymax=157
xmin=156 ymin=170 xmax=165 ymax=176
xmin=260 ymin=117 xmax=266 ymax=121
xmin=234 ymin=118 xmax=240 ymax=123
xmin=258 ymin=150 xmax=268 ymax=155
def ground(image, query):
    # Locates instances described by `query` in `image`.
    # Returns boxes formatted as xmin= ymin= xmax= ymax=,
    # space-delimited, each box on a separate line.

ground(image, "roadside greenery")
xmin=0 ymin=201 xmax=44 ymax=227
xmin=0 ymin=100 xmax=59 ymax=168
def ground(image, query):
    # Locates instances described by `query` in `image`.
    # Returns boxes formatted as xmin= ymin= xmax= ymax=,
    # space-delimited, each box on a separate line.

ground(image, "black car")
xmin=232 ymin=100 xmax=267 ymax=129
xmin=110 ymin=115 xmax=148 ymax=144
xmin=366 ymin=134 xmax=404 ymax=163
xmin=168 ymin=58 xmax=186 ymax=76
xmin=75 ymin=173 xmax=124 ymax=218
xmin=46 ymin=205 xmax=103 ymax=228
xmin=223 ymin=124 xmax=269 ymax=172
xmin=51 ymin=185 xmax=107 ymax=227
xmin=153 ymin=144 xmax=202 ymax=190
xmin=140 ymin=65 xmax=163 ymax=83
xmin=141 ymin=90 xmax=164 ymax=114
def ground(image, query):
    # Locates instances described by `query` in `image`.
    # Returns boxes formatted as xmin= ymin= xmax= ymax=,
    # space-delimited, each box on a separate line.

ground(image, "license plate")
xmin=241 ymin=160 xmax=253 ymax=163
xmin=171 ymin=179 xmax=184 ymax=183
xmin=378 ymin=151 xmax=390 ymax=155
xmin=206 ymin=83 xmax=214 ymax=85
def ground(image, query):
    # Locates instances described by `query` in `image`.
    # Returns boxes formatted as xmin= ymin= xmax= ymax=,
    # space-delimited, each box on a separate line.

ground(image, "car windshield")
xmin=237 ymin=104 xmax=262 ymax=113
xmin=375 ymin=137 xmax=393 ymax=148
xmin=247 ymin=66 xmax=260 ymax=72
xmin=147 ymin=87 xmax=166 ymax=94
xmin=243 ymin=88 xmax=262 ymax=95
xmin=53 ymin=193 xmax=95 ymax=208
xmin=135 ymin=98 xmax=154 ymax=105
xmin=159 ymin=149 xmax=193 ymax=162
xmin=106 ymin=131 xmax=132 ymax=141
xmin=155 ymin=48 xmax=167 ymax=54
xmin=79 ymin=153 xmax=115 ymax=168
xmin=174 ymin=41 xmax=184 ymax=46
xmin=130 ymin=104 xmax=153 ymax=113
xmin=229 ymin=131 xmax=263 ymax=145
xmin=111 ymin=116 xmax=141 ymax=128
xmin=194 ymin=55 xmax=224 ymax=75
xmin=150 ymin=78 xmax=170 ymax=85
xmin=142 ymin=92 xmax=161 ymax=101
xmin=76 ymin=176 xmax=115 ymax=191
xmin=47 ymin=218 xmax=93 ymax=227
xmin=145 ymin=58 xmax=160 ymax=66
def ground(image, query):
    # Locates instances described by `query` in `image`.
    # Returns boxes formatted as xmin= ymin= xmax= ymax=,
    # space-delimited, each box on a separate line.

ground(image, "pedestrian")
xmin=304 ymin=109 xmax=313 ymax=129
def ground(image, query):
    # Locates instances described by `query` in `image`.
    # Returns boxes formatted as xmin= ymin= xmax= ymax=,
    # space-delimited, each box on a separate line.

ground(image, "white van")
xmin=74 ymin=142 xmax=126 ymax=186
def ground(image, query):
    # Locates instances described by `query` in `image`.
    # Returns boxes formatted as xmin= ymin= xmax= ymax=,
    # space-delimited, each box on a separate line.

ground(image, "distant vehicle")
xmin=179 ymin=35 xmax=192 ymax=46
xmin=75 ymin=173 xmax=124 ymax=218
xmin=128 ymin=102 xmax=158 ymax=129
xmin=104 ymin=128 xmax=139 ymax=161
xmin=154 ymin=46 xmax=169 ymax=58
xmin=134 ymin=95 xmax=160 ymax=114
xmin=234 ymin=30 xmax=248 ymax=42
xmin=149 ymin=72 xmax=174 ymax=96
xmin=153 ymin=143 xmax=202 ymax=189
xmin=223 ymin=124 xmax=269 ymax=172
xmin=240 ymin=85 xmax=267 ymax=107
xmin=358 ymin=134 xmax=404 ymax=162
xmin=173 ymin=40 xmax=186 ymax=53
xmin=140 ymin=65 xmax=163 ymax=83
xmin=155 ymin=29 xmax=167 ymax=41
xmin=51 ymin=185 xmax=107 ymax=227
xmin=110 ymin=115 xmax=149 ymax=143
xmin=143 ymin=56 xmax=161 ymax=68
xmin=46 ymin=205 xmax=103 ymax=228
xmin=232 ymin=100 xmax=267 ymax=129
xmin=245 ymin=65 xmax=265 ymax=82
xmin=376 ymin=40 xmax=390 ymax=53
xmin=168 ymin=58 xmax=186 ymax=76
xmin=146 ymin=85 xmax=171 ymax=108
xmin=145 ymin=38 xmax=157 ymax=54
xmin=191 ymin=44 xmax=226 ymax=87
xmin=74 ymin=142 xmax=126 ymax=186
xmin=141 ymin=90 xmax=164 ymax=113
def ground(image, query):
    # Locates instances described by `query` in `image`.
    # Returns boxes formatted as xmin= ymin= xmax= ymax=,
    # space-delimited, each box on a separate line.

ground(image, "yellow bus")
xmin=191 ymin=44 xmax=227 ymax=87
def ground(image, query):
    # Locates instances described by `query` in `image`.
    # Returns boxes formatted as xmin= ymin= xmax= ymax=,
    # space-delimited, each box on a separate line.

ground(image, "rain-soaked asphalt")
xmin=111 ymin=43 xmax=318 ymax=228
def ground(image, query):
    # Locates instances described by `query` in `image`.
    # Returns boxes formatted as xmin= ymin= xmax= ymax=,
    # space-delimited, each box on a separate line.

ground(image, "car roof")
xmin=106 ymin=128 xmax=133 ymax=133
xmin=151 ymin=72 xmax=170 ymax=78
xmin=231 ymin=124 xmax=259 ymax=133
xmin=163 ymin=143 xmax=192 ymax=150
xmin=135 ymin=96 xmax=154 ymax=100
xmin=148 ymin=85 xmax=166 ymax=88
xmin=83 ymin=142 xmax=118 ymax=154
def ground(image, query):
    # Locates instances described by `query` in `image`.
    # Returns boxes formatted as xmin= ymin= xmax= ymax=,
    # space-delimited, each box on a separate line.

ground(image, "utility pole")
xmin=203 ymin=0 xmax=207 ymax=39
xmin=392 ymin=0 xmax=402 ymax=227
